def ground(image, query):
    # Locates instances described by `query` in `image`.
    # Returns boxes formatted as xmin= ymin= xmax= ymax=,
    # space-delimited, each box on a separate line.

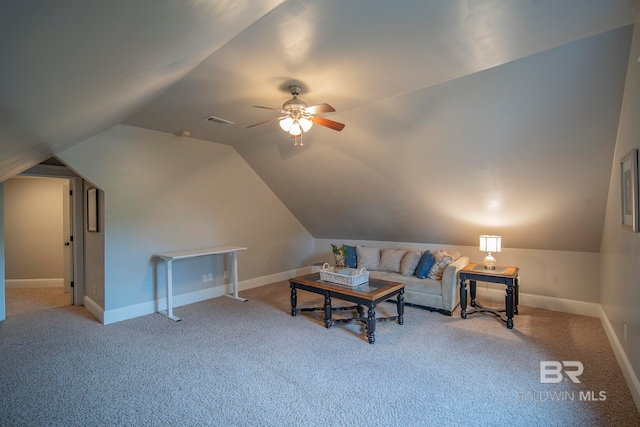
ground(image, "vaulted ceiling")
xmin=1 ymin=1 xmax=639 ymax=252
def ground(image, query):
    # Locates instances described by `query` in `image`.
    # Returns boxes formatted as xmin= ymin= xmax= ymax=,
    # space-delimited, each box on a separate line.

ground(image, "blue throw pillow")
xmin=344 ymin=245 xmax=357 ymax=268
xmin=414 ymin=250 xmax=434 ymax=279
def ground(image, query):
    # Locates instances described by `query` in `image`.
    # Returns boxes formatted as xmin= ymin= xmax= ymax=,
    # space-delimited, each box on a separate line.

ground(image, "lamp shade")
xmin=289 ymin=121 xmax=302 ymax=135
xmin=479 ymin=235 xmax=502 ymax=253
xmin=279 ymin=117 xmax=293 ymax=131
xmin=299 ymin=117 xmax=313 ymax=132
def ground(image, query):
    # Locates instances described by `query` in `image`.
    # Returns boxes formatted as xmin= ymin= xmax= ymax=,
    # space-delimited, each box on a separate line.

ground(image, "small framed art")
xmin=620 ymin=149 xmax=638 ymax=232
xmin=87 ymin=187 xmax=98 ymax=232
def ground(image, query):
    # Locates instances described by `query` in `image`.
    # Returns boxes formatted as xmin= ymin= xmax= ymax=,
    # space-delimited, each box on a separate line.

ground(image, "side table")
xmin=459 ymin=263 xmax=520 ymax=329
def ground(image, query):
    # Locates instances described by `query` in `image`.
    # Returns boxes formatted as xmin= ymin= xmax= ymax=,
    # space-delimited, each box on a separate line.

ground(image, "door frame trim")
xmin=16 ymin=165 xmax=85 ymax=306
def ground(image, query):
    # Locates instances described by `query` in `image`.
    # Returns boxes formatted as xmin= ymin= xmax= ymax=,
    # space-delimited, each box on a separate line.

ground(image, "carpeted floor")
xmin=1 ymin=282 xmax=639 ymax=426
xmin=5 ymin=287 xmax=70 ymax=317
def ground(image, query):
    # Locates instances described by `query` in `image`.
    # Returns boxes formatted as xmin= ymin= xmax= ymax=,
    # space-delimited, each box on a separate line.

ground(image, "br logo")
xmin=540 ymin=361 xmax=583 ymax=383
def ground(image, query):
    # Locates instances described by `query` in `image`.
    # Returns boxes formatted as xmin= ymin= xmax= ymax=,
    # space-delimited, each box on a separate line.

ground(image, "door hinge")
xmin=69 ymin=189 xmax=73 ymax=196
xmin=70 ymin=281 xmax=74 ymax=288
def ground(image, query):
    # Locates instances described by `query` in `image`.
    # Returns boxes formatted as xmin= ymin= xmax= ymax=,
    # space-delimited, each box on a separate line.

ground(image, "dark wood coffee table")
xmin=289 ymin=273 xmax=405 ymax=344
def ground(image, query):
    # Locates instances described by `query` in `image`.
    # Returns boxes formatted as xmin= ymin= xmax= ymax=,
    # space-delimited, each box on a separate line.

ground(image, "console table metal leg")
xmin=366 ymin=306 xmax=376 ymax=344
xmin=224 ymin=251 xmax=247 ymax=302
xmin=159 ymin=259 xmax=181 ymax=322
xmin=505 ymin=282 xmax=514 ymax=329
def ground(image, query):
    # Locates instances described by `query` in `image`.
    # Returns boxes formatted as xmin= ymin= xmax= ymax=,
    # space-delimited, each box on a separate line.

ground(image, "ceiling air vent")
xmin=203 ymin=116 xmax=235 ymax=126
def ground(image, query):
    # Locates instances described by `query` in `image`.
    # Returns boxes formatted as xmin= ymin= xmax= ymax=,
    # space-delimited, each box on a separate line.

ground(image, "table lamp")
xmin=479 ymin=235 xmax=501 ymax=270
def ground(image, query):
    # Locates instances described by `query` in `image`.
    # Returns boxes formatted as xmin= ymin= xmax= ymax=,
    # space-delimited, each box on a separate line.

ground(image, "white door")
xmin=62 ymin=183 xmax=74 ymax=304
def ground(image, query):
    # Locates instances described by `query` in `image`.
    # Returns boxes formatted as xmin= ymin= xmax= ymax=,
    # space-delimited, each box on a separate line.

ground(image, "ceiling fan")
xmin=247 ymin=85 xmax=345 ymax=139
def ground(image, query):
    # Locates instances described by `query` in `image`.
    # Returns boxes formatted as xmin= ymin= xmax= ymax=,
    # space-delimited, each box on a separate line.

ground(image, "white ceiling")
xmin=1 ymin=0 xmax=639 ymax=251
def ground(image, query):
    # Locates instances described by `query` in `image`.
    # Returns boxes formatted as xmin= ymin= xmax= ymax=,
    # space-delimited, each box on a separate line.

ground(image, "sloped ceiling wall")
xmin=0 ymin=0 xmax=285 ymax=180
xmin=235 ymin=27 xmax=632 ymax=252
xmin=1 ymin=0 xmax=639 ymax=253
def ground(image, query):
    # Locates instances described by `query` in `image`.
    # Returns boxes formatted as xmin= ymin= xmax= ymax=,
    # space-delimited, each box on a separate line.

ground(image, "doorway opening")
xmin=2 ymin=158 xmax=85 ymax=318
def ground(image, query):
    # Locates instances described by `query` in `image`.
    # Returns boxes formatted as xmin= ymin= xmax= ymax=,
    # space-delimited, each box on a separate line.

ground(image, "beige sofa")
xmin=368 ymin=256 xmax=469 ymax=315
xmin=334 ymin=246 xmax=469 ymax=316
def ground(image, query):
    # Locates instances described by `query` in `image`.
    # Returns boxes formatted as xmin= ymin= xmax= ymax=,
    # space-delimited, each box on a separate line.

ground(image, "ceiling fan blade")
xmin=304 ymin=103 xmax=335 ymax=115
xmin=253 ymin=105 xmax=287 ymax=113
xmin=246 ymin=116 xmax=286 ymax=128
xmin=310 ymin=116 xmax=345 ymax=131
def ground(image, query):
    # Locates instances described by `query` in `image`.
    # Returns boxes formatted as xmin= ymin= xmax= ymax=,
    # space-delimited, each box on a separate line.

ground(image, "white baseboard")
xmin=474 ymin=287 xmax=601 ymax=317
xmin=474 ymin=287 xmax=639 ymax=413
xmin=598 ymin=306 xmax=640 ymax=413
xmin=238 ymin=267 xmax=308 ymax=291
xmin=102 ymin=285 xmax=225 ymax=325
xmin=100 ymin=267 xmax=305 ymax=325
xmin=6 ymin=278 xmax=64 ymax=289
xmin=83 ymin=295 xmax=104 ymax=323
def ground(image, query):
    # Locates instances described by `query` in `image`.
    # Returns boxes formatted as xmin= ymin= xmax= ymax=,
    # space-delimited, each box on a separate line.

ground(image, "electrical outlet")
xmin=208 ymin=273 xmax=213 ymax=281
xmin=224 ymin=271 xmax=229 ymax=279
xmin=624 ymin=324 xmax=627 ymax=342
xmin=202 ymin=274 xmax=207 ymax=283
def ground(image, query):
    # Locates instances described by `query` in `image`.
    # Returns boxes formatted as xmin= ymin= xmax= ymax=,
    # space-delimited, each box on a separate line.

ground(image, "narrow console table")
xmin=153 ymin=246 xmax=247 ymax=321
xmin=458 ymin=263 xmax=519 ymax=329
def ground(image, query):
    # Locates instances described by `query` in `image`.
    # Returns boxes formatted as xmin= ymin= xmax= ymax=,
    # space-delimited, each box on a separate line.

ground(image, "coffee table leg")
xmin=506 ymin=282 xmax=514 ymax=329
xmin=397 ymin=289 xmax=404 ymax=325
xmin=514 ymin=276 xmax=520 ymax=315
xmin=290 ymin=286 xmax=297 ymax=317
xmin=324 ymin=294 xmax=332 ymax=328
xmin=366 ymin=306 xmax=376 ymax=344
xmin=460 ymin=277 xmax=468 ymax=319
xmin=470 ymin=280 xmax=477 ymax=307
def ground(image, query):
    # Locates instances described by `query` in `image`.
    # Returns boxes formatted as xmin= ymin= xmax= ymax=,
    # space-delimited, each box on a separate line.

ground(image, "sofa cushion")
xmin=446 ymin=251 xmax=461 ymax=261
xmin=381 ymin=272 xmax=442 ymax=296
xmin=400 ymin=251 xmax=422 ymax=276
xmin=356 ymin=247 xmax=380 ymax=271
xmin=368 ymin=270 xmax=386 ymax=280
xmin=414 ymin=250 xmax=434 ymax=279
xmin=428 ymin=250 xmax=454 ymax=280
xmin=378 ymin=249 xmax=407 ymax=273
xmin=344 ymin=245 xmax=357 ymax=268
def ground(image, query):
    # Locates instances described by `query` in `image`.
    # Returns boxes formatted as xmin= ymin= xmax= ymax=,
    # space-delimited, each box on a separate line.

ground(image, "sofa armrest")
xmin=441 ymin=256 xmax=470 ymax=313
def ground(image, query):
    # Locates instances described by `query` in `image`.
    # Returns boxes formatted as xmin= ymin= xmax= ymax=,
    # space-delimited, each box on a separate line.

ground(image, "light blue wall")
xmin=600 ymin=22 xmax=640 ymax=394
xmin=58 ymin=124 xmax=314 ymax=312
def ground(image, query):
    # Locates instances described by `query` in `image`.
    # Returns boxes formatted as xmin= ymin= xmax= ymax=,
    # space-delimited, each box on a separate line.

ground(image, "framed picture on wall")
xmin=620 ymin=149 xmax=638 ymax=232
xmin=87 ymin=187 xmax=98 ymax=232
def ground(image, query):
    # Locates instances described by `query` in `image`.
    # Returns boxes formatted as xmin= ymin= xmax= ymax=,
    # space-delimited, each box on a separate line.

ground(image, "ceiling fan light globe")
xmin=279 ymin=117 xmax=293 ymax=131
xmin=299 ymin=117 xmax=313 ymax=132
xmin=289 ymin=122 xmax=302 ymax=136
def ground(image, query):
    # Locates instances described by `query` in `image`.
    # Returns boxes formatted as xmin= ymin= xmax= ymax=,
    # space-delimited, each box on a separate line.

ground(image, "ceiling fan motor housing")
xmin=283 ymin=85 xmax=308 ymax=118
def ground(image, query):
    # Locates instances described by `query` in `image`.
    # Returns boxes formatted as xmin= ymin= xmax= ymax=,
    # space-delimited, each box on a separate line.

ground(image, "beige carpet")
xmin=5 ymin=287 xmax=70 ymax=317
xmin=1 ymin=281 xmax=638 ymax=426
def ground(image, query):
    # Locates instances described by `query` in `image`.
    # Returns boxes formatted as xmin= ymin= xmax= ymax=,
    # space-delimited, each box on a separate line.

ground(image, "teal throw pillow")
xmin=415 ymin=250 xmax=435 ymax=279
xmin=345 ymin=245 xmax=357 ymax=268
